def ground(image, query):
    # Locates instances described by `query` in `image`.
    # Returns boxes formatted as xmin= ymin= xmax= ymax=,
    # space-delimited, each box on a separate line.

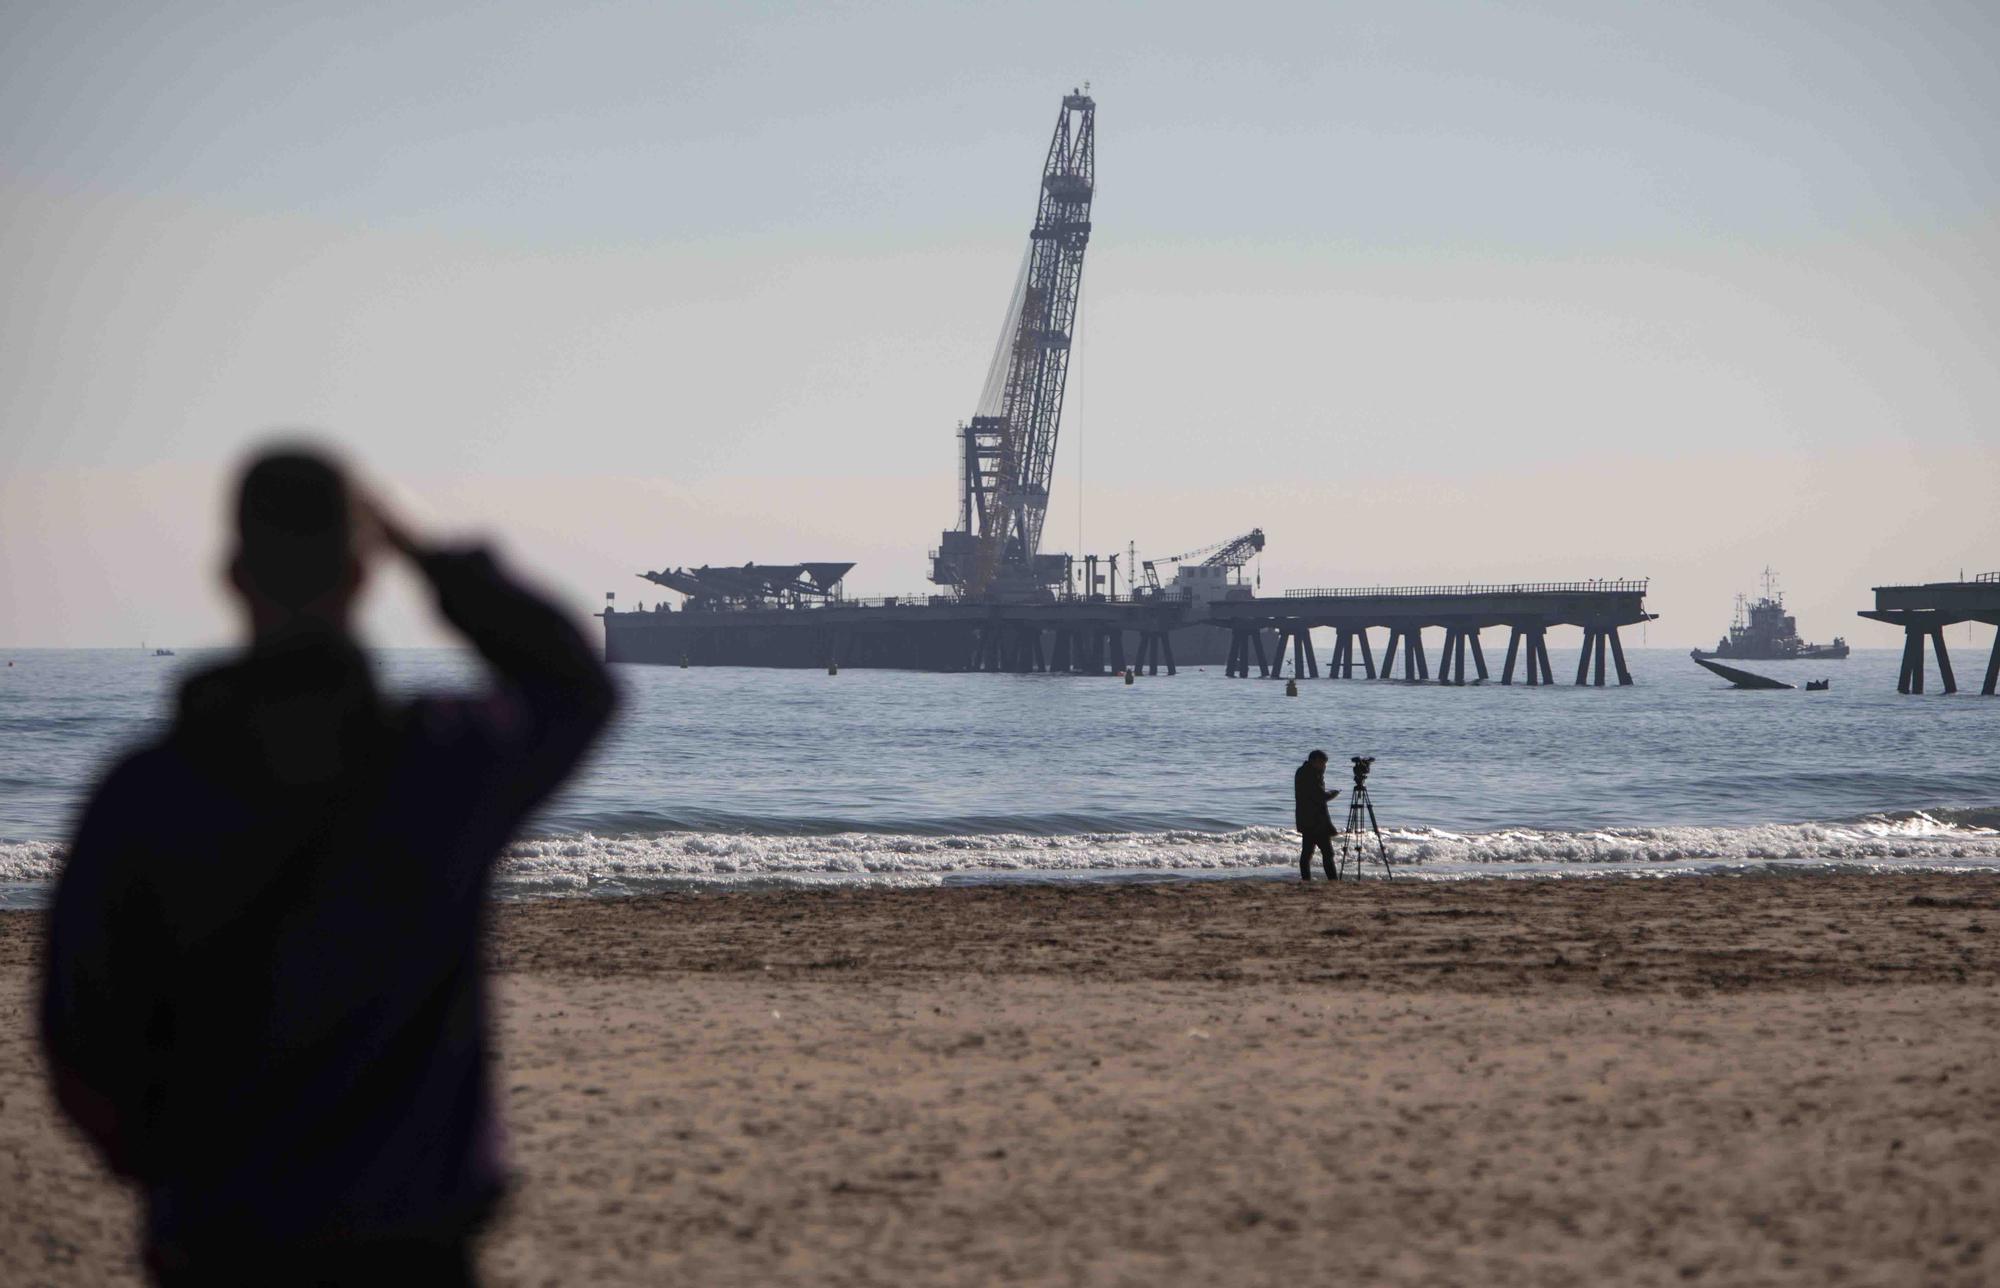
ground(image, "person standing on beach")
xmin=1294 ymin=750 xmax=1341 ymax=881
xmin=40 ymin=447 xmax=616 ymax=1286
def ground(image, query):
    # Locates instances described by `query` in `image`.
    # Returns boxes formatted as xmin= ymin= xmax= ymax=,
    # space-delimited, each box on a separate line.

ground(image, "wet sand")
xmin=3 ymin=873 xmax=1997 ymax=1286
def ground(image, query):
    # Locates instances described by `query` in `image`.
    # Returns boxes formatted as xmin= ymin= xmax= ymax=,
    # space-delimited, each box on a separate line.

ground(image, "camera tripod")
xmin=1337 ymin=782 xmax=1393 ymax=879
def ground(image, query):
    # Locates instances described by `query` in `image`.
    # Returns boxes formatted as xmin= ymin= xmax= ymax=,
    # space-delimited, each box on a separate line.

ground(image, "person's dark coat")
xmin=1295 ymin=759 xmax=1337 ymax=836
xmin=40 ymin=548 xmax=615 ymax=1264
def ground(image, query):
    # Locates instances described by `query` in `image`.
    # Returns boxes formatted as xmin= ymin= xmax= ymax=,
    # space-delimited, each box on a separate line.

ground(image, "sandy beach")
xmin=3 ymin=872 xmax=1997 ymax=1286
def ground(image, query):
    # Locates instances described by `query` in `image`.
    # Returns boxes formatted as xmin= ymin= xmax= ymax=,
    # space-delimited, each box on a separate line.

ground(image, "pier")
xmin=604 ymin=578 xmax=1657 ymax=685
xmin=1212 ymin=581 xmax=1654 ymax=685
xmin=1858 ymin=574 xmax=2000 ymax=695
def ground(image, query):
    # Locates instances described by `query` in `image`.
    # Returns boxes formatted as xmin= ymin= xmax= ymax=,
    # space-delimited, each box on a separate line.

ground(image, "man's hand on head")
xmin=351 ymin=487 xmax=425 ymax=565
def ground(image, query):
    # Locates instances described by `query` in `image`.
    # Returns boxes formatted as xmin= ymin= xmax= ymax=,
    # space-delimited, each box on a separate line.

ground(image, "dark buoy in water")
xmin=1285 ymin=678 xmax=1299 ymax=696
xmin=1124 ymin=669 xmax=1134 ymax=686
xmin=679 ymin=654 xmax=689 ymax=670
xmin=828 ymin=661 xmax=839 ymax=675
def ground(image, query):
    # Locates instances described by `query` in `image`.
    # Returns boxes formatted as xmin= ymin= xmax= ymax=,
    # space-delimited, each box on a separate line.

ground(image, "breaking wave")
xmin=7 ymin=816 xmax=1992 ymax=904
xmin=487 ymin=810 xmax=2000 ymax=895
xmin=5 ymin=811 xmax=1997 ymax=907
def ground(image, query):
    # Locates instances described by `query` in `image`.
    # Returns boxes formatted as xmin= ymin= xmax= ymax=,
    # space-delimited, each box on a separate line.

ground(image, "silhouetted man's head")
xmin=1307 ymin=749 xmax=1328 ymax=765
xmin=228 ymin=448 xmax=362 ymax=635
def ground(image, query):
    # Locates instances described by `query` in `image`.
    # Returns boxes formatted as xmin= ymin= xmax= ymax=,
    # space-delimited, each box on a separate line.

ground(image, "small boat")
xmin=152 ymin=648 xmax=175 ymax=657
xmin=1690 ymin=652 xmax=1793 ymax=690
xmin=1805 ymin=679 xmax=1830 ymax=691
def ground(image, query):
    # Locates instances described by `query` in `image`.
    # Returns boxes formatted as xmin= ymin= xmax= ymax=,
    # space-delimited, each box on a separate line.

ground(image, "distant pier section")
xmin=1858 ymin=573 xmax=2000 ymax=695
xmin=1214 ymin=580 xmax=1655 ymax=686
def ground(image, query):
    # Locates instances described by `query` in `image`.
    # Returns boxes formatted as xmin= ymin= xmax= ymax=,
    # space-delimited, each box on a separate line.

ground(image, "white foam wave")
xmin=0 ymin=840 xmax=68 ymax=885
xmin=490 ymin=812 xmax=2000 ymax=895
xmin=6 ymin=813 xmax=1998 ymax=902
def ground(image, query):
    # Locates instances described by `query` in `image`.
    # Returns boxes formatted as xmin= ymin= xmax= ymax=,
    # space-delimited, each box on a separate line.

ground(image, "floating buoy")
xmin=828 ymin=662 xmax=839 ymax=675
xmin=1124 ymin=669 xmax=1134 ymax=686
xmin=679 ymin=655 xmax=689 ymax=669
xmin=1285 ymin=678 xmax=1299 ymax=696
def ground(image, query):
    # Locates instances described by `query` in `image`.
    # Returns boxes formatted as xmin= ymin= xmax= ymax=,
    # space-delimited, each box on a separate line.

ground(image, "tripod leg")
xmin=1364 ymin=794 xmax=1390 ymax=878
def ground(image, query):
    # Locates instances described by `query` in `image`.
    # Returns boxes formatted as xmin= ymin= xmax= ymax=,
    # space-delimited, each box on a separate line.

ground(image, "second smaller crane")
xmin=1140 ymin=528 xmax=1265 ymax=591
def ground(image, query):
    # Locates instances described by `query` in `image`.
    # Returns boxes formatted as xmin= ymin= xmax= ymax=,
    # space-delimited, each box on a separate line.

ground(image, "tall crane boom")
xmin=935 ymin=90 xmax=1095 ymax=599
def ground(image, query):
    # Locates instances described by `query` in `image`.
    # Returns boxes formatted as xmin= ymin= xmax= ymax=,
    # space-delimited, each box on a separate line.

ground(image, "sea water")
xmin=2 ymin=645 xmax=1996 ymax=905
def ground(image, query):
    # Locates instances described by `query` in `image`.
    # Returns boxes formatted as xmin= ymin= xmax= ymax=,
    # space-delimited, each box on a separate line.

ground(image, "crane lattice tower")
xmin=932 ymin=90 xmax=1095 ymax=599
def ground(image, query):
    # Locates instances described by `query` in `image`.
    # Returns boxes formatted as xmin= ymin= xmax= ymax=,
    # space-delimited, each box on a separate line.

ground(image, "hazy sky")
xmin=3 ymin=1 xmax=1996 ymax=648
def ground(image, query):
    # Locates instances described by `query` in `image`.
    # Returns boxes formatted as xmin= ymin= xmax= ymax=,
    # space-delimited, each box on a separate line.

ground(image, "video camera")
xmin=1350 ymin=755 xmax=1374 ymax=787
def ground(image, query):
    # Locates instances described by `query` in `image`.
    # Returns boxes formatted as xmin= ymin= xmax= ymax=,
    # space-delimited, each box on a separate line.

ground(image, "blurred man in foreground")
xmin=41 ymin=447 xmax=616 ymax=1286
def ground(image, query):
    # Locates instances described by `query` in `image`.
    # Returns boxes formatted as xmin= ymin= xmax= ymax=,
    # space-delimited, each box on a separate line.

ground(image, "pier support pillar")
xmin=1226 ymin=627 xmax=1271 ymax=678
xmin=1022 ymin=626 xmax=1045 ymax=673
xmin=1134 ymin=629 xmax=1177 ymax=676
xmin=1435 ymin=627 xmax=1479 ymax=685
xmin=1573 ymin=626 xmax=1634 ymax=687
xmin=1503 ymin=625 xmax=1553 ymax=685
xmin=1104 ymin=628 xmax=1127 ymax=675
xmin=1899 ymin=625 xmax=1956 ymax=694
xmin=1269 ymin=625 xmax=1318 ymax=679
xmin=1985 ymin=626 xmax=2000 ymax=697
xmin=1901 ymin=628 xmax=1922 ymax=693
xmin=1328 ymin=627 xmax=1374 ymax=678
xmin=1379 ymin=627 xmax=1428 ymax=680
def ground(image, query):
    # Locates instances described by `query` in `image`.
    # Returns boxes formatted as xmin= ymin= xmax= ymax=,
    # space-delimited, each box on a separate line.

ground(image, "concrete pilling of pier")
xmin=603 ymin=580 xmax=1662 ymax=687
xmin=1860 ymin=575 xmax=2000 ymax=696
xmin=1215 ymin=583 xmax=1649 ymax=686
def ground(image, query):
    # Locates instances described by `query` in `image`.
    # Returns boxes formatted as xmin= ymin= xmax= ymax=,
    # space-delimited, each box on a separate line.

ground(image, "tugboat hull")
xmin=1693 ymin=641 xmax=1850 ymax=661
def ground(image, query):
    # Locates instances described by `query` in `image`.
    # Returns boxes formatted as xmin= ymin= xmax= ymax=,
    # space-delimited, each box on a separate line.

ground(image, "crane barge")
xmin=601 ymin=88 xmax=1253 ymax=668
xmin=599 ymin=93 xmax=1657 ymax=683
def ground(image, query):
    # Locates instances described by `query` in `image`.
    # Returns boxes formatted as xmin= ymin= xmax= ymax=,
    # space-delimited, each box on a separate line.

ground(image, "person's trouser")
xmin=150 ymin=1237 xmax=477 ymax=1288
xmin=1299 ymin=830 xmax=1336 ymax=880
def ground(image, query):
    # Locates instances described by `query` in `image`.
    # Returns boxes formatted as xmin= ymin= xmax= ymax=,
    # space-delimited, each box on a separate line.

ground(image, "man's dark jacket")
xmin=1294 ymin=760 xmax=1337 ymax=836
xmin=40 ymin=548 xmax=615 ymax=1262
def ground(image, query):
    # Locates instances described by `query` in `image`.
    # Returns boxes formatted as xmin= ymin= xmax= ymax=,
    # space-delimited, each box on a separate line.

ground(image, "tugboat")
xmin=1692 ymin=568 xmax=1849 ymax=661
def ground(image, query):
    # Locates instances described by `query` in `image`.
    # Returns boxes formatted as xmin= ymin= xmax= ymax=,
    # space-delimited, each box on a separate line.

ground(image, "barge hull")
xmin=603 ymin=607 xmax=1236 ymax=670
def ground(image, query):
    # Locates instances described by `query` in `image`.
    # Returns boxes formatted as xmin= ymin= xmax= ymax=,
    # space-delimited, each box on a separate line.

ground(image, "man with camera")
xmin=1293 ymin=750 xmax=1342 ymax=881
